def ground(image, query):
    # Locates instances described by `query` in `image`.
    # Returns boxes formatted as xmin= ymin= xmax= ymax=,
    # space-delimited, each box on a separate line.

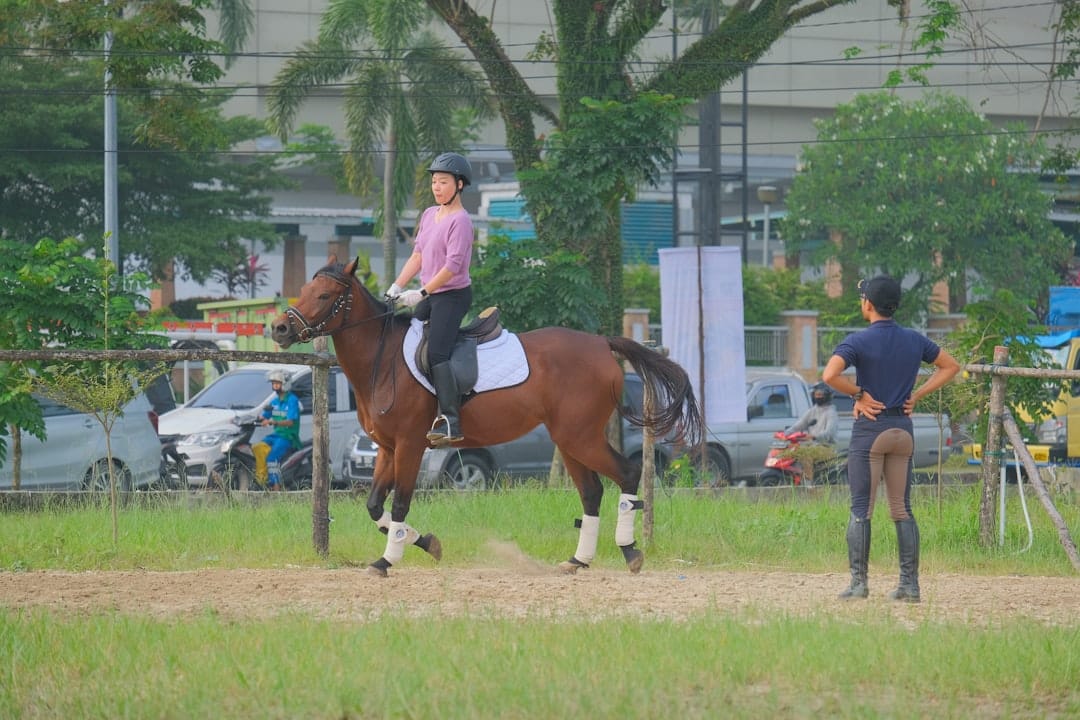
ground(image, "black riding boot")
xmin=427 ymin=361 xmax=464 ymax=447
xmin=839 ymin=516 xmax=871 ymax=600
xmin=888 ymin=518 xmax=921 ymax=603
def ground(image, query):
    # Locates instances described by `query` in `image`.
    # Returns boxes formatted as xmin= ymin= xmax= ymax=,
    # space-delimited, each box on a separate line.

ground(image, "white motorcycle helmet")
xmin=266 ymin=369 xmax=292 ymax=393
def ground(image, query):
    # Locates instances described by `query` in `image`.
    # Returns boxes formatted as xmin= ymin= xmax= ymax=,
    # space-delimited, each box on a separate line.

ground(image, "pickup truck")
xmin=633 ymin=368 xmax=953 ymax=487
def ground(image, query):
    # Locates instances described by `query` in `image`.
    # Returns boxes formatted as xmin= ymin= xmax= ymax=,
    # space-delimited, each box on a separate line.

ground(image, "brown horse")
xmin=271 ymin=257 xmax=703 ymax=576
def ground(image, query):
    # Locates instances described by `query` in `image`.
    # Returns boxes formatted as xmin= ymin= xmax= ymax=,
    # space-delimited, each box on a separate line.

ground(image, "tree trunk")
xmin=382 ymin=125 xmax=398 ymax=286
xmin=10 ymin=424 xmax=21 ymax=491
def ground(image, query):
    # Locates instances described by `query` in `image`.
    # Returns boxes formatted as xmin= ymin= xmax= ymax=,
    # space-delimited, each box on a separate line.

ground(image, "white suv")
xmin=158 ymin=363 xmax=357 ymax=488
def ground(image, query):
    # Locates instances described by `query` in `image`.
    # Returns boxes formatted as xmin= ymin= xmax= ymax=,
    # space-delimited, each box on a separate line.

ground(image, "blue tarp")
xmin=1033 ymin=328 xmax=1080 ymax=348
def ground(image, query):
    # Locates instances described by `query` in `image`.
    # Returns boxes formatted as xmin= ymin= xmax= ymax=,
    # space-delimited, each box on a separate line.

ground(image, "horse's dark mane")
xmin=314 ymin=260 xmax=412 ymax=330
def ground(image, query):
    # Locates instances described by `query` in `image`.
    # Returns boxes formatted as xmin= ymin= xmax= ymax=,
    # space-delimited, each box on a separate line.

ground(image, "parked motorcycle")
xmin=758 ymin=430 xmax=846 ymax=486
xmin=158 ymin=441 xmax=188 ymax=490
xmin=208 ymin=417 xmax=313 ymax=491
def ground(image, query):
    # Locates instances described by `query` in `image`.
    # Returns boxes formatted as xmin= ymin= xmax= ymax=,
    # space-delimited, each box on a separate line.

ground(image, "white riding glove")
xmin=398 ymin=289 xmax=424 ymax=307
xmin=383 ymin=283 xmax=403 ymax=301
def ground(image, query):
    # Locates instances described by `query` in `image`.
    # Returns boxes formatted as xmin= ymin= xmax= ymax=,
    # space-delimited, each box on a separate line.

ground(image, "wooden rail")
xmin=0 ymin=347 xmax=337 ymax=556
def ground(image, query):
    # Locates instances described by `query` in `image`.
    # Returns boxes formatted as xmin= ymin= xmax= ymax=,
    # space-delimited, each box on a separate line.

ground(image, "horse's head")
xmin=271 ymin=255 xmax=370 ymax=348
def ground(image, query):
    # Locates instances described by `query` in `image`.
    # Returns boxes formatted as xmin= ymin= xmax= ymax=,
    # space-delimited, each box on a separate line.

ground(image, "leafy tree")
xmin=623 ymin=263 xmax=660 ymax=322
xmin=426 ymin=0 xmax=965 ymax=334
xmin=516 ymin=93 xmax=690 ymax=333
xmin=32 ymin=258 xmax=164 ymax=543
xmin=3 ymin=2 xmax=295 ymax=284
xmin=265 ymin=0 xmax=492 ymax=285
xmin=210 ymin=252 xmax=270 ymax=299
xmin=937 ymin=289 xmax=1056 ymax=447
xmin=0 ymin=238 xmax=159 ymax=487
xmin=781 ymin=91 xmax=1072 ymax=319
xmin=470 ymin=235 xmax=607 ymax=333
xmin=0 ymin=48 xmax=289 ymax=284
xmin=5 ymin=0 xmax=230 ymax=145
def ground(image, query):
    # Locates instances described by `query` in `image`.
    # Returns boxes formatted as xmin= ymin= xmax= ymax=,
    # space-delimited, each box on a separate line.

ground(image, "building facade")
xmin=165 ymin=1 xmax=1073 ymax=301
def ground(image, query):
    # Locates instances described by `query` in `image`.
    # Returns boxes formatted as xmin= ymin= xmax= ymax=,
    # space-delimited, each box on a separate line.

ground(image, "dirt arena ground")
xmin=2 ymin=543 xmax=1077 ymax=626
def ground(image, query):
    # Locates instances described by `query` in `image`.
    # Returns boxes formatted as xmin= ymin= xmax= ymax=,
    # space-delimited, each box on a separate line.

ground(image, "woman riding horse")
xmin=271 ymin=257 xmax=703 ymax=577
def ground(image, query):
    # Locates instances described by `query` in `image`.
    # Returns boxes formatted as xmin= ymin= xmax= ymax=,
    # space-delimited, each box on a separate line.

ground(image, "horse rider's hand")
xmin=383 ymin=283 xmax=403 ymax=301
xmin=398 ymin=289 xmax=424 ymax=307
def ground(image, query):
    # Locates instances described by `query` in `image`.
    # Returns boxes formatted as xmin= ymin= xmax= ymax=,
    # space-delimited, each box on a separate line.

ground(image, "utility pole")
xmin=104 ymin=3 xmax=120 ymax=271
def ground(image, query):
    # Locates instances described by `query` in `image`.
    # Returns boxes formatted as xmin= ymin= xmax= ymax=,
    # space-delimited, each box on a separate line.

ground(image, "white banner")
xmin=659 ymin=247 xmax=746 ymax=426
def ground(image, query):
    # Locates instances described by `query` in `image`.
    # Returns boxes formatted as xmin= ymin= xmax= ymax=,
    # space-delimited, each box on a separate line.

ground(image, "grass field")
xmin=1 ymin=485 xmax=1078 ymax=719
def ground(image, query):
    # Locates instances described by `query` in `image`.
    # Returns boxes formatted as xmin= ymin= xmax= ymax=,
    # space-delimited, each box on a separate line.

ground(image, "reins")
xmin=283 ymin=268 xmax=401 ymax=414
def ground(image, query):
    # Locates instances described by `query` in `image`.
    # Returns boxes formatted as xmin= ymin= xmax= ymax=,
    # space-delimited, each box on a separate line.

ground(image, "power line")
xmin=3 ymin=125 xmax=1069 ymax=159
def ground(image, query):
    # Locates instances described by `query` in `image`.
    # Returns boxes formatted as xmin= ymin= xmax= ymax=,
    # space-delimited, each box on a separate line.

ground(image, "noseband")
xmin=284 ymin=269 xmax=355 ymax=343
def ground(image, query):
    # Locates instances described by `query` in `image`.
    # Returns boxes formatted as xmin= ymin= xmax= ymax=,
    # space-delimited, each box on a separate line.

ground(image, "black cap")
xmin=859 ymin=275 xmax=901 ymax=314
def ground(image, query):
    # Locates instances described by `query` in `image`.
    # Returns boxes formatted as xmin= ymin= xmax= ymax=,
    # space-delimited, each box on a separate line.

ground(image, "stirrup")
xmin=426 ymin=414 xmax=463 ymax=447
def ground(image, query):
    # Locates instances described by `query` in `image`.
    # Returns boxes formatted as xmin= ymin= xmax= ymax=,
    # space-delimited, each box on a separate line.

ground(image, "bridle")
xmin=282 ymin=267 xmax=391 ymax=343
xmin=281 ymin=265 xmax=400 ymax=413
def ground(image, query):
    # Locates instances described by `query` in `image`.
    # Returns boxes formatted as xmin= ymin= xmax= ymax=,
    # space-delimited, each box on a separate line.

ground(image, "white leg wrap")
xmin=616 ymin=493 xmax=640 ymax=547
xmin=574 ymin=515 xmax=600 ymax=565
xmin=384 ymin=521 xmax=420 ymax=565
xmin=375 ymin=511 xmax=391 ymax=531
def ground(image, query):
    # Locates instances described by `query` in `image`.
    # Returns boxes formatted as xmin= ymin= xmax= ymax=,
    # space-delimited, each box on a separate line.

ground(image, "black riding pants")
xmin=412 ymin=285 xmax=472 ymax=366
xmin=846 ymin=415 xmax=915 ymax=522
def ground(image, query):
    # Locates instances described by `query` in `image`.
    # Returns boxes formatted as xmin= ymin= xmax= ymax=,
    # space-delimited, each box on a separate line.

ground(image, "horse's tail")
xmin=608 ymin=336 xmax=704 ymax=447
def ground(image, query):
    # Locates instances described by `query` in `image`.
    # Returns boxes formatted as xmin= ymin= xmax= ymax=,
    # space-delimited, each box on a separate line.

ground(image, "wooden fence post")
xmin=979 ymin=345 xmax=1009 ymax=546
xmin=311 ymin=337 xmax=331 ymax=556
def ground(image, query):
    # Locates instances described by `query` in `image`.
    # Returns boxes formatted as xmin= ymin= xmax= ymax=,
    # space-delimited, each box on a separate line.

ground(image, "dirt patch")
xmin=2 ymin=545 xmax=1077 ymax=626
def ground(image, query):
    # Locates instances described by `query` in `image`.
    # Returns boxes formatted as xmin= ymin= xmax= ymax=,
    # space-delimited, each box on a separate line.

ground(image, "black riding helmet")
xmin=811 ymin=382 xmax=833 ymax=406
xmin=428 ymin=152 xmax=472 ymax=186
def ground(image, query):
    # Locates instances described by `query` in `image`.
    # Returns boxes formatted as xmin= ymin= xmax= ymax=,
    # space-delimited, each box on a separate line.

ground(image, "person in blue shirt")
xmin=822 ymin=276 xmax=960 ymax=603
xmin=254 ymin=369 xmax=302 ymax=490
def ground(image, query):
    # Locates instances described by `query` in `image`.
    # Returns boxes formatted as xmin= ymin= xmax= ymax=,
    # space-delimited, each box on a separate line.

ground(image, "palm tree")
xmin=265 ymin=0 xmax=492 ymax=284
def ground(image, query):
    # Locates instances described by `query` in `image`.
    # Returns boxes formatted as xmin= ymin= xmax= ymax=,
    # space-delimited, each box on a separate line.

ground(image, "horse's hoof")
xmin=420 ymin=533 xmax=442 ymax=561
xmin=366 ymin=557 xmax=391 ymax=578
xmin=622 ymin=547 xmax=644 ymax=574
xmin=557 ymin=557 xmax=588 ymax=575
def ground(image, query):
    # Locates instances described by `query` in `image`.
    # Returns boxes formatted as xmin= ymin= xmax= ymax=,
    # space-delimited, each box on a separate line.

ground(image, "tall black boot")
xmin=427 ymin=361 xmax=464 ymax=447
xmin=839 ymin=516 xmax=870 ymax=600
xmin=888 ymin=518 xmax=921 ymax=603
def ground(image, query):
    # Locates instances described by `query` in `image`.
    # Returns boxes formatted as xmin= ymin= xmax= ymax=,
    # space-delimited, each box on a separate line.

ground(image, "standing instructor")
xmin=822 ymin=276 xmax=960 ymax=602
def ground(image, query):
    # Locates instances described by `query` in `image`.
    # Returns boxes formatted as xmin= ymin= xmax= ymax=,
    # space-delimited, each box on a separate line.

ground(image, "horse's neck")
xmin=331 ymin=291 xmax=403 ymax=401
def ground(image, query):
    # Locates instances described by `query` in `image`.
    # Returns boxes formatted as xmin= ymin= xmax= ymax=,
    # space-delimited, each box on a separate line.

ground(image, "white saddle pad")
xmin=402 ymin=318 xmax=530 ymax=395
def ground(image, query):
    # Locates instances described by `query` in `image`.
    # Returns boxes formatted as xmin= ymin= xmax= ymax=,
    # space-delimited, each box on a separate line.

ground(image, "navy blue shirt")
xmin=832 ymin=319 xmax=941 ymax=409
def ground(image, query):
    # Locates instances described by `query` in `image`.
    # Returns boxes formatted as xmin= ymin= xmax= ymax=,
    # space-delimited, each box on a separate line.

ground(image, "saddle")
xmin=414 ymin=306 xmax=503 ymax=394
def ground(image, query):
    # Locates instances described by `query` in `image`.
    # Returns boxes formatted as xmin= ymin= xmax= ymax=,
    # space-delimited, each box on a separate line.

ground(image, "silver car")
xmin=0 ymin=392 xmax=162 ymax=490
xmin=341 ymin=423 xmax=558 ymax=491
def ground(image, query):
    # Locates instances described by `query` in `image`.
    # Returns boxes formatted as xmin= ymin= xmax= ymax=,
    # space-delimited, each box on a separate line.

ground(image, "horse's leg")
xmin=366 ymin=445 xmax=441 ymax=577
xmin=558 ymin=439 xmax=644 ymax=574
xmin=365 ymin=447 xmax=395 ymax=532
xmin=557 ymin=453 xmax=604 ymax=575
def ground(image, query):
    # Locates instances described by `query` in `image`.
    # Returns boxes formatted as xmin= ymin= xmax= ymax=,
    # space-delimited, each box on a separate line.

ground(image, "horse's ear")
xmin=327 ymin=253 xmax=338 ymax=265
xmin=344 ymin=255 xmax=359 ymax=277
